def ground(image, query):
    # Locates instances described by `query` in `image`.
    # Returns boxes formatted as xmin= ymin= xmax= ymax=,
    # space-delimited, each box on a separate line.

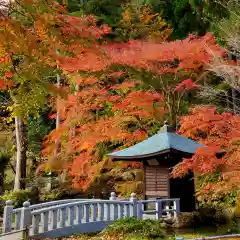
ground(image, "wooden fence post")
xmin=2 ymin=200 xmax=13 ymax=233
xmin=130 ymin=193 xmax=137 ymax=217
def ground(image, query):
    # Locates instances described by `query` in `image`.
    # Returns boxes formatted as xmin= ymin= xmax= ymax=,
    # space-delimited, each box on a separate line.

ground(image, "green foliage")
xmin=10 ymin=66 xmax=58 ymax=121
xmin=139 ymin=0 xmax=230 ymax=40
xmin=170 ymin=0 xmax=208 ymax=39
xmin=27 ymin=110 xmax=55 ymax=156
xmin=204 ymin=0 xmax=230 ymax=29
xmin=82 ymin=0 xmax=123 ymax=26
xmin=40 ymin=191 xmax=63 ymax=201
xmin=132 ymin=0 xmax=207 ymax=39
xmin=0 ymin=149 xmax=11 ymax=168
xmin=66 ymin=0 xmax=82 ymax=13
xmin=38 ymin=177 xmax=74 ymax=202
xmin=70 ymin=0 xmax=230 ymax=41
xmin=0 ymin=189 xmax=33 ymax=208
xmin=196 ymin=174 xmax=238 ymax=208
xmin=212 ymin=2 xmax=240 ymax=46
xmin=131 ymin=0 xmax=168 ymax=13
xmin=104 ymin=217 xmax=166 ymax=239
xmin=199 ymin=2 xmax=240 ymax=113
xmin=116 ymin=4 xmax=172 ymax=42
xmin=197 ymin=190 xmax=237 ymax=209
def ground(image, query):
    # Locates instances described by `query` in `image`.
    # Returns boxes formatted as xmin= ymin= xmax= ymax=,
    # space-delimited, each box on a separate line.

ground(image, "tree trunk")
xmin=0 ymin=165 xmax=4 ymax=195
xmin=46 ymin=74 xmax=61 ymax=192
xmin=55 ymin=74 xmax=61 ymax=154
xmin=14 ymin=117 xmax=27 ymax=190
xmin=232 ymin=88 xmax=237 ymax=114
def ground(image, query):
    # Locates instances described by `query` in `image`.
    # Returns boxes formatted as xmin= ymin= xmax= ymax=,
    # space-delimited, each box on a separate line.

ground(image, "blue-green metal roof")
xmin=108 ymin=122 xmax=203 ymax=159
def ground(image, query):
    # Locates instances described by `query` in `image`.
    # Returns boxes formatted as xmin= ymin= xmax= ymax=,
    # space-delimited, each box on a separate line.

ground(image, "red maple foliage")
xmin=42 ymin=32 xmax=225 ymax=190
xmin=172 ymin=106 xmax=240 ymax=205
xmin=0 ymin=0 xmax=111 ymax=95
xmin=0 ymin=0 xmax=121 ymax=188
xmin=175 ymin=79 xmax=198 ymax=92
xmin=0 ymin=0 xmax=226 ymax=192
xmin=104 ymin=33 xmax=224 ymax=75
xmin=103 ymin=33 xmax=224 ymax=126
xmin=42 ymin=75 xmax=165 ymax=188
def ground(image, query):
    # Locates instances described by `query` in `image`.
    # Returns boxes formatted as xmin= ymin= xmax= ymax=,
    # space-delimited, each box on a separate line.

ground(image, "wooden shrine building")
xmin=108 ymin=121 xmax=205 ymax=212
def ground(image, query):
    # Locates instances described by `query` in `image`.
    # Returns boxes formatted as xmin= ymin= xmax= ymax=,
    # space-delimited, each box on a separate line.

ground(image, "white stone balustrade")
xmin=1 ymin=193 xmax=180 ymax=239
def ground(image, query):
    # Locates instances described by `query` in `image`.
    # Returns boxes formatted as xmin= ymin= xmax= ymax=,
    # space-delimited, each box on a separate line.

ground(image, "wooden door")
xmin=145 ymin=166 xmax=169 ymax=199
xmin=170 ymin=172 xmax=195 ymax=212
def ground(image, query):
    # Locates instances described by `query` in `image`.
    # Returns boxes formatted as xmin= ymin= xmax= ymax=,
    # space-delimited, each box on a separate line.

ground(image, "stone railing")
xmin=1 ymin=198 xmax=91 ymax=233
xmin=1 ymin=193 xmax=180 ymax=239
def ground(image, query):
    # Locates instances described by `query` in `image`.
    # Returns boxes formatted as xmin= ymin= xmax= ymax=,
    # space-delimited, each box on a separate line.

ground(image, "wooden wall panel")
xmin=145 ymin=166 xmax=169 ymax=198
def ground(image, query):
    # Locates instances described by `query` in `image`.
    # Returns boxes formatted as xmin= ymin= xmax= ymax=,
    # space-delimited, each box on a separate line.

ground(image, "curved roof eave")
xmin=109 ymin=148 xmax=171 ymax=160
xmin=107 ymin=122 xmax=225 ymax=161
xmin=109 ymin=148 xmax=198 ymax=161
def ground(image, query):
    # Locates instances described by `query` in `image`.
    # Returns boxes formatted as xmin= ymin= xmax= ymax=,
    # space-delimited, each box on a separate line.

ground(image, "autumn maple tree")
xmin=41 ymin=31 xmax=226 ymax=192
xmin=0 ymin=0 xmax=225 ymax=193
xmin=41 ymin=75 xmax=165 ymax=189
xmin=172 ymin=106 xmax=240 ymax=207
xmin=0 ymin=0 xmax=111 ymax=189
xmin=170 ymin=5 xmax=240 ymax=207
xmin=105 ymin=33 xmax=224 ymax=125
xmin=116 ymin=4 xmax=172 ymax=42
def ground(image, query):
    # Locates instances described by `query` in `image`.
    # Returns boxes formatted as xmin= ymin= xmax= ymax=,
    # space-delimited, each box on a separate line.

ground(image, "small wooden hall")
xmin=108 ymin=121 xmax=204 ymax=212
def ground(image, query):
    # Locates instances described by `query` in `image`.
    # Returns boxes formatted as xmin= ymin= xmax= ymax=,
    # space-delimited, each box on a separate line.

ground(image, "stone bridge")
xmin=0 ymin=193 xmax=180 ymax=239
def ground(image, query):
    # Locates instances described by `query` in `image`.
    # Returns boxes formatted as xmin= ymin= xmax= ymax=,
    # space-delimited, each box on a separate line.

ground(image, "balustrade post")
xmin=68 ymin=206 xmax=75 ymax=226
xmin=106 ymin=203 xmax=111 ymax=221
xmin=109 ymin=192 xmax=116 ymax=200
xmin=137 ymin=202 xmax=143 ymax=220
xmin=156 ymin=200 xmax=162 ymax=220
xmin=165 ymin=205 xmax=170 ymax=218
xmin=60 ymin=207 xmax=67 ymax=227
xmin=109 ymin=192 xmax=116 ymax=220
xmin=174 ymin=199 xmax=180 ymax=216
xmin=32 ymin=214 xmax=41 ymax=235
xmin=2 ymin=200 xmax=13 ymax=233
xmin=91 ymin=204 xmax=97 ymax=222
xmin=15 ymin=211 xmax=21 ymax=230
xmin=84 ymin=204 xmax=90 ymax=223
xmin=20 ymin=201 xmax=31 ymax=230
xmin=42 ymin=212 xmax=49 ymax=232
xmin=51 ymin=210 xmax=58 ymax=230
xmin=130 ymin=193 xmax=137 ymax=217
xmin=119 ymin=204 xmax=124 ymax=219
xmin=76 ymin=205 xmax=82 ymax=224
xmin=98 ymin=203 xmax=104 ymax=221
xmin=124 ymin=204 xmax=130 ymax=217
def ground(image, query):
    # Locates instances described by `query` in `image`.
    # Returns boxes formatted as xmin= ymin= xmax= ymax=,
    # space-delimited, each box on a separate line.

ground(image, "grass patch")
xmin=103 ymin=217 xmax=166 ymax=239
xmin=47 ymin=217 xmax=167 ymax=240
xmin=43 ymin=218 xmax=240 ymax=240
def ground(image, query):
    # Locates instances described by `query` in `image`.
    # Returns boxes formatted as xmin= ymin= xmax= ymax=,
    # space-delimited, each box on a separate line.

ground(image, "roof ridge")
xmin=165 ymin=132 xmax=172 ymax=149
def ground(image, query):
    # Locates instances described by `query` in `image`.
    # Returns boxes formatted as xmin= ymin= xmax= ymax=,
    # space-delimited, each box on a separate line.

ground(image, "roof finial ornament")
xmin=164 ymin=120 xmax=169 ymax=125
xmin=159 ymin=119 xmax=173 ymax=133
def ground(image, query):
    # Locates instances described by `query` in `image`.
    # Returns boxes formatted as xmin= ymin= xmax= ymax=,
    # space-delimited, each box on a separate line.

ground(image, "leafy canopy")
xmin=172 ymin=106 xmax=240 ymax=207
xmin=41 ymin=33 xmax=224 ymax=190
